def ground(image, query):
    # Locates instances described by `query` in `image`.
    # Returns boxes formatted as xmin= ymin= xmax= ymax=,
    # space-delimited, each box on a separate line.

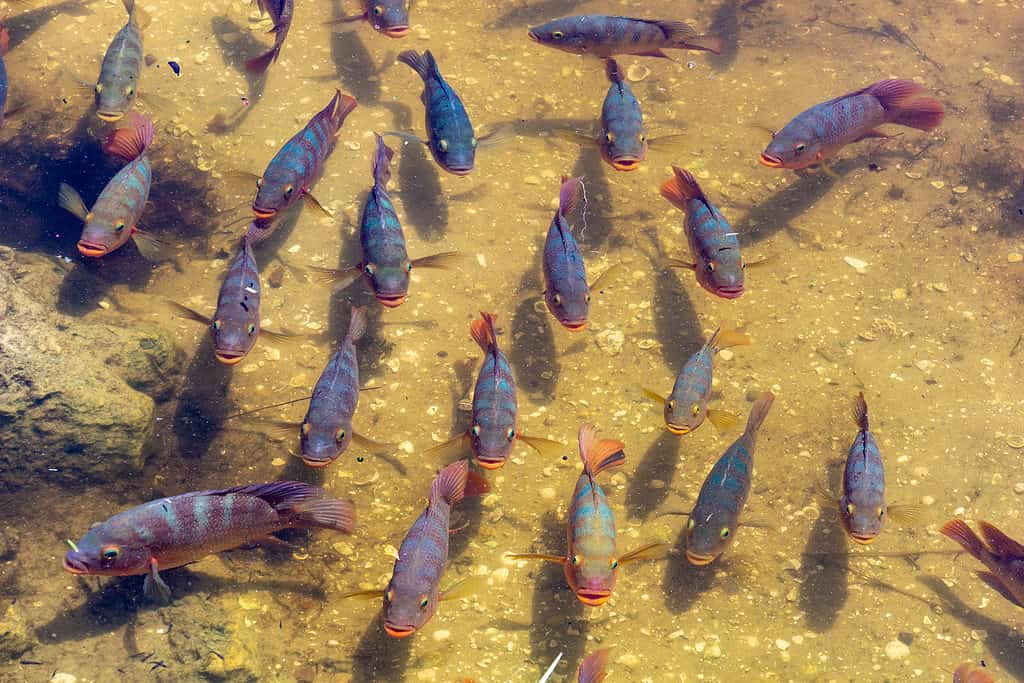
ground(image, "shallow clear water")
xmin=1 ymin=0 xmax=1023 ymax=681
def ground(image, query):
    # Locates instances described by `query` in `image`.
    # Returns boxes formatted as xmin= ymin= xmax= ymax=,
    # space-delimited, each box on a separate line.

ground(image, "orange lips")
xmin=759 ymin=153 xmax=784 ymax=168
xmin=685 ymin=550 xmax=716 ymax=566
xmin=609 ymin=158 xmax=641 ymax=172
xmin=252 ymin=207 xmax=277 ymax=219
xmin=561 ymin=320 xmax=587 ymax=332
xmin=384 ymin=624 xmax=416 ymax=639
xmin=376 ymin=294 xmax=408 ymax=308
xmin=385 ymin=26 xmax=410 ymax=38
xmin=301 ymin=457 xmax=331 ymax=469
xmin=475 ymin=458 xmax=505 ymax=470
xmin=214 ymin=351 xmax=245 ymax=365
xmin=666 ymin=424 xmax=691 ymax=436
xmin=574 ymin=590 xmax=611 ymax=606
xmin=77 ymin=241 xmax=108 ymax=257
xmin=849 ymin=533 xmax=876 ymax=545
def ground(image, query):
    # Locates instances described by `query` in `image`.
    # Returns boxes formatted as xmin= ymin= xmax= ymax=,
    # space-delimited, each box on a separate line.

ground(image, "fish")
xmin=170 ymin=236 xmax=291 ymax=365
xmin=95 ymin=0 xmax=146 ymax=122
xmin=313 ymin=134 xmax=460 ymax=307
xmin=58 ymin=112 xmax=163 ymax=260
xmin=252 ymin=89 xmax=358 ymax=220
xmin=63 ymin=481 xmax=356 ymax=602
xmin=952 ymin=662 xmax=995 ymax=683
xmin=326 ymin=0 xmax=411 ymax=38
xmin=392 ymin=50 xmax=482 ymax=176
xmin=823 ymin=393 xmax=918 ymax=544
xmin=660 ymin=165 xmax=745 ymax=299
xmin=245 ymin=0 xmax=294 ymax=73
xmin=643 ymin=325 xmax=751 ymax=435
xmin=542 ymin=176 xmax=622 ymax=331
xmin=0 ymin=23 xmax=9 ymax=128
xmin=759 ymin=79 xmax=945 ymax=171
xmin=527 ymin=15 xmax=722 ymax=59
xmin=341 ymin=460 xmax=489 ymax=637
xmin=577 ymin=648 xmax=611 ymax=683
xmin=599 ymin=58 xmax=646 ymax=171
xmin=940 ymin=519 xmax=1024 ymax=609
xmin=685 ymin=391 xmax=773 ymax=565
xmin=510 ymin=424 xmax=669 ymax=606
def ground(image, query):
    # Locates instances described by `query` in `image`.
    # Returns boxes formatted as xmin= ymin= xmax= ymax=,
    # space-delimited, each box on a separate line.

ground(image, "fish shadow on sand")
xmin=797 ymin=509 xmax=849 ymax=632
xmin=625 ymin=430 xmax=681 ymax=522
xmin=649 ymin=257 xmax=703 ymax=373
xmin=568 ymin=146 xmax=620 ymax=251
xmin=918 ymin=575 xmax=1024 ymax=680
xmin=350 ymin=611 xmax=414 ymax=683
xmin=207 ymin=16 xmax=269 ymax=134
xmin=380 ymin=102 xmax=449 ymax=242
xmin=525 ymin=511 xmax=588 ymax=678
xmin=5 ymin=0 xmax=97 ymax=52
xmin=661 ymin=536 xmax=720 ymax=614
xmin=959 ymin=151 xmax=1024 ymax=236
xmin=447 ymin=358 xmax=476 ymax=435
xmin=325 ymin=27 xmax=384 ymax=107
xmin=509 ymin=248 xmax=560 ymax=402
xmin=172 ymin=336 xmax=235 ymax=459
xmin=484 ymin=0 xmax=592 ymax=30
xmin=707 ymin=0 xmax=740 ymax=71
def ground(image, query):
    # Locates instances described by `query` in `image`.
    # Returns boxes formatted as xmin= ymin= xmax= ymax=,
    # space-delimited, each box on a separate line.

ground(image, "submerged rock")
xmin=0 ymin=602 xmax=33 ymax=661
xmin=0 ymin=247 xmax=183 ymax=487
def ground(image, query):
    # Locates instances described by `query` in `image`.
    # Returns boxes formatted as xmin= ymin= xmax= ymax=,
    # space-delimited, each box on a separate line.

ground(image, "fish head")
xmin=252 ymin=170 xmax=298 ymax=219
xmin=838 ymin=494 xmax=884 ymax=544
xmin=685 ymin=512 xmax=734 ymax=565
xmin=94 ymin=77 xmax=136 ymax=122
xmin=299 ymin=417 xmax=349 ymax=468
xmin=432 ymin=136 xmax=476 ymax=176
xmin=63 ymin=524 xmax=151 ymax=577
xmin=566 ymin=551 xmax=615 ymax=606
xmin=383 ymin=581 xmax=436 ymax=637
xmin=527 ymin=19 xmax=586 ymax=54
xmin=664 ymin=394 xmax=705 ymax=435
xmin=760 ymin=122 xmax=821 ymax=170
xmin=599 ymin=121 xmax=647 ymax=172
xmin=364 ymin=262 xmax=410 ymax=308
xmin=697 ymin=247 xmax=744 ymax=299
xmin=77 ymin=214 xmax=132 ymax=257
xmin=368 ymin=0 xmax=410 ymax=37
xmin=544 ymin=286 xmax=590 ymax=332
xmin=211 ymin=308 xmax=258 ymax=365
xmin=468 ymin=422 xmax=515 ymax=469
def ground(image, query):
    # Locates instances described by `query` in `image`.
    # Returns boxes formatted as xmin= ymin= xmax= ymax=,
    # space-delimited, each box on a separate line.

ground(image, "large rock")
xmin=0 ymin=247 xmax=182 ymax=488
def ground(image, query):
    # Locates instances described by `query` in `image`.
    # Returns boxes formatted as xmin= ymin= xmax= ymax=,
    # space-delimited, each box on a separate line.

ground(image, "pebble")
xmin=930 ymin=180 xmax=945 ymax=190
xmin=540 ymin=487 xmax=556 ymax=501
xmin=718 ymin=349 xmax=734 ymax=361
xmin=50 ymin=676 xmax=77 ymax=683
xmin=1008 ymin=253 xmax=1023 ymax=263
xmin=892 ymin=288 xmax=907 ymax=301
xmin=952 ymin=185 xmax=968 ymax=194
xmin=432 ymin=629 xmax=450 ymax=642
xmin=1007 ymin=435 xmax=1024 ymax=449
xmin=399 ymin=441 xmax=414 ymax=454
xmin=626 ymin=63 xmax=651 ymax=81
xmin=885 ymin=640 xmax=910 ymax=660
xmin=921 ymin=495 xmax=935 ymax=506
xmin=616 ymin=653 xmax=640 ymax=668
xmin=843 ymin=256 xmax=868 ymax=274
xmin=271 ymin=457 xmax=285 ymax=466
xmin=775 ymin=639 xmax=790 ymax=651
xmin=595 ymin=328 xmax=624 ymax=356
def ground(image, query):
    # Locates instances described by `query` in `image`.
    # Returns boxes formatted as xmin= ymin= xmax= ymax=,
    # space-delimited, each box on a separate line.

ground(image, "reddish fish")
xmin=760 ymin=79 xmax=944 ymax=171
xmin=577 ymin=649 xmax=611 ymax=682
xmin=528 ymin=15 xmax=722 ymax=59
xmin=245 ymin=0 xmax=294 ymax=73
xmin=940 ymin=519 xmax=1024 ymax=608
xmin=63 ymin=481 xmax=355 ymax=602
xmin=953 ymin=662 xmax=994 ymax=683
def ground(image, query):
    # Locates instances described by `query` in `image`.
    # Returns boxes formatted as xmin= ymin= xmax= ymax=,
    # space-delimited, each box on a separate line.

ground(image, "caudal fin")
xmin=866 ymin=79 xmax=945 ymax=131
xmin=577 ymin=648 xmax=611 ymax=683
xmin=430 ymin=459 xmax=470 ymax=506
xmin=329 ymin=90 xmax=359 ymax=129
xmin=605 ymin=58 xmax=623 ymax=85
xmin=469 ymin=311 xmax=498 ymax=353
xmin=558 ymin=176 xmax=583 ymax=217
xmin=398 ymin=50 xmax=438 ymax=82
xmin=851 ymin=392 xmax=869 ymax=431
xmin=245 ymin=45 xmax=280 ymax=73
xmin=743 ymin=391 xmax=774 ymax=437
xmin=940 ymin=518 xmax=988 ymax=560
xmin=578 ymin=423 xmax=625 ymax=478
xmin=346 ymin=306 xmax=367 ymax=344
xmin=978 ymin=520 xmax=1024 ymax=557
xmin=102 ymin=112 xmax=154 ymax=161
xmin=220 ymin=481 xmax=356 ymax=533
xmin=371 ymin=133 xmax=394 ymax=187
xmin=655 ymin=20 xmax=723 ymax=54
xmin=659 ymin=165 xmax=709 ymax=213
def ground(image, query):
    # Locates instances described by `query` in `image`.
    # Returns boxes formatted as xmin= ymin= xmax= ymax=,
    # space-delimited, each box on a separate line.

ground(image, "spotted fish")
xmin=528 ymin=15 xmax=722 ymax=59
xmin=941 ymin=519 xmax=1024 ymax=609
xmin=313 ymin=134 xmax=460 ymax=307
xmin=58 ymin=113 xmax=163 ymax=260
xmin=760 ymin=79 xmax=944 ymax=171
xmin=327 ymin=0 xmax=410 ymax=38
xmin=245 ymin=0 xmax=294 ymax=73
xmin=95 ymin=0 xmax=146 ymax=122
xmin=63 ymin=481 xmax=356 ymax=602
xmin=510 ymin=424 xmax=668 ymax=606
xmin=685 ymin=391 xmax=773 ymax=565
xmin=644 ymin=325 xmax=751 ymax=435
xmin=660 ymin=165 xmax=745 ymax=299
xmin=252 ymin=89 xmax=358 ymax=220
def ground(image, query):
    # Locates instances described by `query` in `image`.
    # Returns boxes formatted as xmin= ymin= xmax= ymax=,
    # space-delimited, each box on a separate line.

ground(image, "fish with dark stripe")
xmin=528 ymin=15 xmax=722 ymax=59
xmin=63 ymin=481 xmax=356 ymax=601
xmin=544 ymin=176 xmax=590 ymax=330
xmin=685 ymin=391 xmax=773 ymax=565
xmin=58 ymin=113 xmax=162 ymax=260
xmin=599 ymin=59 xmax=646 ymax=171
xmin=660 ymin=165 xmax=745 ymax=299
xmin=941 ymin=519 xmax=1024 ymax=609
xmin=313 ymin=134 xmax=459 ymax=307
xmin=760 ymin=79 xmax=944 ymax=171
xmin=95 ymin=0 xmax=145 ymax=122
xmin=511 ymin=424 xmax=668 ymax=606
xmin=245 ymin=0 xmax=294 ymax=73
xmin=252 ymin=89 xmax=358 ymax=220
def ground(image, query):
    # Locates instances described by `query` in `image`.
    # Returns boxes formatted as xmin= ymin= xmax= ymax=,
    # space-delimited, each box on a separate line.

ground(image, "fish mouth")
xmin=96 ymin=110 xmax=125 ymax=122
xmin=685 ymin=550 xmax=717 ymax=566
xmin=301 ymin=456 xmax=333 ymax=469
xmin=214 ymin=350 xmax=246 ymax=365
xmin=666 ymin=423 xmax=692 ymax=436
xmin=252 ymin=206 xmax=277 ymax=219
xmin=849 ymin=533 xmax=877 ymax=545
xmin=77 ymin=241 xmax=109 ymax=258
xmin=561 ymin=320 xmax=588 ymax=332
xmin=527 ymin=30 xmax=540 ymax=42
xmin=759 ymin=153 xmax=784 ymax=168
xmin=444 ymin=166 xmax=474 ymax=176
xmin=474 ymin=457 xmax=506 ymax=470
xmin=609 ymin=157 xmax=641 ymax=172
xmin=574 ymin=589 xmax=611 ymax=606
xmin=375 ymin=293 xmax=408 ymax=308
xmin=383 ymin=25 xmax=410 ymax=38
xmin=714 ymin=286 xmax=745 ymax=300
xmin=384 ymin=623 xmax=417 ymax=639
xmin=63 ymin=555 xmax=89 ymax=575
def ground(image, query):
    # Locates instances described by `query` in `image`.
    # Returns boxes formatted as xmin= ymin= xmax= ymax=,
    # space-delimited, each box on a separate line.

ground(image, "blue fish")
xmin=600 ymin=59 xmax=646 ymax=171
xmin=95 ymin=0 xmax=145 ymax=122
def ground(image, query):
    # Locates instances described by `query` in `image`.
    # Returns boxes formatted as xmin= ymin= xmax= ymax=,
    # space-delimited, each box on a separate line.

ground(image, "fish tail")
xmin=245 ymin=44 xmax=281 ymax=73
xmin=656 ymin=20 xmax=723 ymax=54
xmin=940 ymin=519 xmax=988 ymax=560
xmin=659 ymin=165 xmax=704 ymax=212
xmin=679 ymin=33 xmax=723 ymax=54
xmin=851 ymin=392 xmax=869 ymax=431
xmin=604 ymin=58 xmax=623 ymax=84
xmin=743 ymin=391 xmax=774 ymax=437
xmin=709 ymin=324 xmax=752 ymax=351
xmin=102 ymin=112 xmax=154 ymax=162
xmin=346 ymin=306 xmax=367 ymax=344
xmin=430 ymin=459 xmax=470 ymax=506
xmin=866 ymin=79 xmax=945 ymax=131
xmin=223 ymin=481 xmax=356 ymax=533
xmin=470 ymin=311 xmax=498 ymax=353
xmin=977 ymin=521 xmax=1024 ymax=556
xmin=397 ymin=49 xmax=438 ymax=82
xmin=577 ymin=648 xmax=611 ymax=683
xmin=578 ymin=423 xmax=625 ymax=478
xmin=329 ymin=90 xmax=359 ymax=129
xmin=558 ymin=176 xmax=583 ymax=217
xmin=289 ymin=498 xmax=357 ymax=534
xmin=372 ymin=133 xmax=395 ymax=187
xmin=122 ymin=0 xmax=135 ymax=19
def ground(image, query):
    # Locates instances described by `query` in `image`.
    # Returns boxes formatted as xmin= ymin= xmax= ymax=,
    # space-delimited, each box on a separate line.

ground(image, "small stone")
xmin=930 ymin=180 xmax=945 ymax=189
xmin=637 ymin=338 xmax=657 ymax=350
xmin=952 ymin=185 xmax=968 ymax=194
xmin=892 ymin=288 xmax=908 ymax=301
xmin=432 ymin=629 xmax=450 ymax=642
xmin=885 ymin=640 xmax=910 ymax=660
xmin=775 ymin=639 xmax=790 ymax=651
xmin=399 ymin=441 xmax=414 ymax=454
xmin=843 ymin=256 xmax=868 ymax=274
xmin=718 ymin=349 xmax=734 ymax=361
xmin=1014 ymin=482 xmax=1024 ymax=494
xmin=858 ymin=330 xmax=878 ymax=342
xmin=49 ymin=675 xmax=77 ymax=683
xmin=921 ymin=495 xmax=935 ymax=506
xmin=616 ymin=653 xmax=640 ymax=668
xmin=540 ymin=487 xmax=556 ymax=501
xmin=914 ymin=360 xmax=934 ymax=373
xmin=1007 ymin=436 xmax=1024 ymax=449
xmin=271 ymin=457 xmax=285 ymax=466
xmin=595 ymin=328 xmax=624 ymax=356
xmin=1008 ymin=253 xmax=1023 ymax=264
xmin=626 ymin=63 xmax=651 ymax=82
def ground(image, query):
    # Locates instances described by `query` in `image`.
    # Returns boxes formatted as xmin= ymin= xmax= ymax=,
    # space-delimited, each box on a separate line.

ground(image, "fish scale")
xmin=600 ymin=59 xmax=646 ymax=170
xmin=470 ymin=312 xmax=518 ymax=467
xmin=96 ymin=0 xmax=143 ymax=121
xmin=360 ymin=135 xmax=411 ymax=303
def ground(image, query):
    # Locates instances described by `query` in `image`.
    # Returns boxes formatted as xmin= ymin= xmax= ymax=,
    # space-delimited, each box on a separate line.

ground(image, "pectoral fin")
xmin=301 ymin=191 xmax=333 ymax=218
xmin=886 ymin=503 xmax=921 ymax=526
xmin=323 ymin=14 xmax=367 ymax=27
xmin=646 ymin=133 xmax=687 ymax=150
xmin=706 ymin=409 xmax=739 ymax=432
xmin=412 ymin=251 xmax=462 ymax=269
xmin=168 ymin=300 xmax=212 ymax=326
xmin=310 ymin=265 xmax=362 ymax=291
xmin=506 ymin=552 xmax=565 ymax=564
xmin=517 ymin=435 xmax=566 ymax=458
xmin=339 ymin=588 xmax=386 ymax=600
xmin=381 ymin=131 xmax=428 ymax=145
xmin=476 ymin=124 xmax=512 ymax=149
xmin=855 ymin=128 xmax=893 ymax=141
xmin=642 ymin=388 xmax=667 ymax=405
xmin=131 ymin=229 xmax=168 ymax=262
xmin=440 ymin=575 xmax=486 ymax=601
xmin=550 ymin=128 xmax=597 ymax=147
xmin=57 ymin=182 xmax=90 ymax=221
xmin=261 ymin=328 xmax=300 ymax=344
xmin=618 ymin=542 xmax=671 ymax=565
xmin=255 ymin=534 xmax=293 ymax=549
xmin=352 ymin=431 xmax=396 ymax=454
xmin=266 ymin=419 xmax=300 ymax=439
xmin=424 ymin=433 xmax=470 ymax=459
xmin=143 ymin=558 xmax=171 ymax=604
xmin=589 ymin=263 xmax=624 ymax=291
xmin=743 ymin=255 xmax=773 ymax=269
xmin=665 ymin=257 xmax=696 ymax=270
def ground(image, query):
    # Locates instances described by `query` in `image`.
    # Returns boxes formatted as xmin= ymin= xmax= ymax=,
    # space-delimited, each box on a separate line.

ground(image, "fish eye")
xmin=686 ymin=518 xmax=695 ymax=531
xmin=795 ymin=143 xmax=807 ymax=153
xmin=256 ymin=177 xmax=263 ymax=189
xmin=706 ymin=262 xmax=716 ymax=272
xmin=283 ymin=185 xmax=294 ymax=199
xmin=666 ymin=399 xmax=676 ymax=412
xmin=115 ymin=222 xmax=125 ymax=232
xmin=611 ymin=558 xmax=618 ymax=569
xmin=471 ymin=425 xmax=481 ymax=437
xmin=571 ymin=554 xmax=581 ymax=566
xmin=506 ymin=427 xmax=516 ymax=441
xmin=384 ymin=589 xmax=393 ymax=603
xmin=335 ymin=429 xmax=346 ymax=443
xmin=691 ymin=404 xmax=700 ymax=417
xmin=471 ymin=137 xmax=478 ymax=148
xmin=125 ymin=86 xmax=134 ymax=97
xmin=552 ymin=293 xmax=562 ymax=305
xmin=247 ymin=323 xmax=256 ymax=335
xmin=639 ymin=134 xmax=646 ymax=143
xmin=404 ymin=260 xmax=412 ymax=273
xmin=877 ymin=507 xmax=885 ymax=519
xmin=301 ymin=422 xmax=310 ymax=435
xmin=212 ymin=319 xmax=222 ymax=331
xmin=364 ymin=263 xmax=376 ymax=276
xmin=741 ymin=260 xmax=747 ymax=270
xmin=418 ymin=597 xmax=429 ymax=609
xmin=95 ymin=83 xmax=104 ymax=94
xmin=552 ymin=30 xmax=564 ymax=39
xmin=438 ymin=139 xmax=449 ymax=152
xmin=604 ymin=131 xmax=614 ymax=143
xmin=845 ymin=503 xmax=855 ymax=515
xmin=720 ymin=527 xmax=730 ymax=539
xmin=585 ymin=293 xmax=591 ymax=302
xmin=372 ymin=4 xmax=383 ymax=15
xmin=101 ymin=546 xmax=120 ymax=561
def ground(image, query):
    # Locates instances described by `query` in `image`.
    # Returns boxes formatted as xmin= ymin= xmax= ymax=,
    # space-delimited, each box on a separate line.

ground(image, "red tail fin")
xmin=103 ymin=112 xmax=154 ymax=161
xmin=743 ymin=391 xmax=774 ymax=436
xmin=245 ymin=45 xmax=280 ymax=73
xmin=940 ymin=519 xmax=988 ymax=560
xmin=851 ymin=392 xmax=868 ymax=431
xmin=371 ymin=133 xmax=394 ymax=187
xmin=469 ymin=311 xmax=498 ymax=353
xmin=978 ymin=521 xmax=1024 ymax=557
xmin=578 ymin=423 xmax=625 ymax=478
xmin=0 ymin=26 xmax=9 ymax=57
xmin=431 ymin=459 xmax=469 ymax=506
xmin=867 ymin=79 xmax=945 ymax=131
xmin=330 ymin=91 xmax=359 ymax=129
xmin=577 ymin=648 xmax=611 ymax=683
xmin=659 ymin=165 xmax=704 ymax=212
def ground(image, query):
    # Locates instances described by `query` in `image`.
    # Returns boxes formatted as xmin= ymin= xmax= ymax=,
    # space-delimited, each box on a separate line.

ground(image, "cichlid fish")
xmin=940 ymin=519 xmax=1024 ymax=609
xmin=644 ymin=325 xmax=751 ymax=435
xmin=952 ymin=662 xmax=995 ymax=683
xmin=245 ymin=0 xmax=294 ymax=73
xmin=58 ymin=113 xmax=163 ymax=260
xmin=510 ymin=424 xmax=668 ymax=606
xmin=0 ymin=24 xmax=8 ymax=128
xmin=313 ymin=134 xmax=460 ymax=307
xmin=685 ymin=391 xmax=773 ymax=565
xmin=599 ymin=59 xmax=646 ymax=171
xmin=252 ymin=89 xmax=358 ymax=220
xmin=327 ymin=0 xmax=411 ymax=38
xmin=759 ymin=79 xmax=945 ymax=171
xmin=63 ymin=481 xmax=356 ymax=602
xmin=660 ymin=165 xmax=745 ymax=299
xmin=577 ymin=649 xmax=611 ymax=683
xmin=528 ymin=15 xmax=722 ymax=59
xmin=95 ymin=0 xmax=146 ymax=122
xmin=341 ymin=460 xmax=489 ymax=637
xmin=170 ymin=236 xmax=291 ymax=364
